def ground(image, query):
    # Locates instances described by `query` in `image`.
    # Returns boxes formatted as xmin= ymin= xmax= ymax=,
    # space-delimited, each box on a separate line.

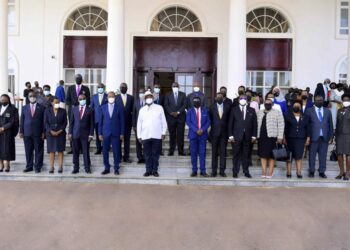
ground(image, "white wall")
xmin=8 ymin=0 xmax=349 ymax=97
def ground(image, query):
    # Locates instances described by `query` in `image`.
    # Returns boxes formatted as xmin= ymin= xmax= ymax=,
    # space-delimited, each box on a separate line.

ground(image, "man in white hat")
xmin=137 ymin=91 xmax=167 ymax=177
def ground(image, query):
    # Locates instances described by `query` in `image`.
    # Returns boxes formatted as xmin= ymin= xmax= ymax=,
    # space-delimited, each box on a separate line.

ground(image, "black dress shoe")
xmin=95 ymin=150 xmax=102 ymax=155
xmin=297 ymin=175 xmax=303 ymax=179
xmin=160 ymin=152 xmax=164 ymax=156
xmin=178 ymin=152 xmax=186 ymax=156
xmin=308 ymin=172 xmax=315 ymax=178
xmin=85 ymin=169 xmax=92 ymax=174
xmin=114 ymin=170 xmax=120 ymax=175
xmin=200 ymin=173 xmax=209 ymax=178
xmin=49 ymin=169 xmax=54 ymax=174
xmin=286 ymin=174 xmax=292 ymax=179
xmin=0 ymin=169 xmax=3 ymax=172
xmin=5 ymin=168 xmax=10 ymax=173
xmin=244 ymin=173 xmax=252 ymax=179
xmin=101 ymin=170 xmax=110 ymax=175
xmin=233 ymin=173 xmax=238 ymax=178
xmin=67 ymin=151 xmax=73 ymax=154
xmin=335 ymin=173 xmax=345 ymax=179
xmin=143 ymin=172 xmax=151 ymax=177
xmin=153 ymin=172 xmax=159 ymax=177
xmin=343 ymin=176 xmax=349 ymax=181
xmin=23 ymin=168 xmax=33 ymax=173
xmin=35 ymin=169 xmax=41 ymax=173
xmin=168 ymin=152 xmax=174 ymax=156
xmin=137 ymin=159 xmax=145 ymax=164
xmin=124 ymin=159 xmax=132 ymax=163
xmin=58 ymin=168 xmax=63 ymax=174
xmin=72 ymin=169 xmax=79 ymax=174
xmin=219 ymin=173 xmax=227 ymax=178
xmin=319 ymin=173 xmax=327 ymax=179
xmin=190 ymin=172 xmax=197 ymax=177
xmin=210 ymin=173 xmax=217 ymax=177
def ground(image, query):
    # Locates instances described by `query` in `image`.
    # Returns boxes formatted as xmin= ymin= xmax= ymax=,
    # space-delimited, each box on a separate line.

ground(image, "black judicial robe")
xmin=0 ymin=105 xmax=19 ymax=161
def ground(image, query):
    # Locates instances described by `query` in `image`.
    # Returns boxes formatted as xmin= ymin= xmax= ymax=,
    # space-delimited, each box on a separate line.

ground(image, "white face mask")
xmin=172 ymin=87 xmax=179 ymax=93
xmin=29 ymin=97 xmax=36 ymax=103
xmin=139 ymin=93 xmax=145 ymax=99
xmin=193 ymin=87 xmax=200 ymax=92
xmin=53 ymin=104 xmax=60 ymax=109
xmin=154 ymin=88 xmax=160 ymax=94
xmin=108 ymin=98 xmax=115 ymax=104
xmin=146 ymin=98 xmax=153 ymax=105
xmin=239 ymin=99 xmax=247 ymax=106
xmin=343 ymin=101 xmax=350 ymax=108
xmin=44 ymin=90 xmax=50 ymax=96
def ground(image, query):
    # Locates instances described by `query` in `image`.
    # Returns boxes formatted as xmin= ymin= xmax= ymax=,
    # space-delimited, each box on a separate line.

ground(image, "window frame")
xmin=336 ymin=0 xmax=349 ymax=39
xmin=8 ymin=0 xmax=19 ymax=36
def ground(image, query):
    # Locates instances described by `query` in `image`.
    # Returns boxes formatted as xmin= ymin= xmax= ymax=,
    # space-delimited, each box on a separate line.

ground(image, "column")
xmin=106 ymin=0 xmax=124 ymax=92
xmin=0 ymin=0 xmax=8 ymax=94
xmin=347 ymin=7 xmax=350 ymax=85
xmin=227 ymin=0 xmax=246 ymax=98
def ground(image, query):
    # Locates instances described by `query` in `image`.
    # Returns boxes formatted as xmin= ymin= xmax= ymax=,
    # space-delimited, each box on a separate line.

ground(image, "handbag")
xmin=330 ymin=146 xmax=338 ymax=162
xmin=272 ymin=143 xmax=290 ymax=161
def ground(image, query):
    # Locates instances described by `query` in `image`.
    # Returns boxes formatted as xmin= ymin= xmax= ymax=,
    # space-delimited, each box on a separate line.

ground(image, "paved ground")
xmin=0 ymin=182 xmax=349 ymax=250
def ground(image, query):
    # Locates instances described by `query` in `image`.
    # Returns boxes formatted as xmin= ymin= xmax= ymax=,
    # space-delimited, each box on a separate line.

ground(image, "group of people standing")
xmin=1 ymin=76 xmax=350 ymax=180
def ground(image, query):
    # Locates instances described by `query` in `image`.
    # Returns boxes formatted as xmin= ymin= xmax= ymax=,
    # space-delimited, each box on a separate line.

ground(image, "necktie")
xmin=80 ymin=107 xmax=84 ymax=119
xmin=99 ymin=95 xmax=103 ymax=105
xmin=31 ymin=105 xmax=35 ymax=117
xmin=219 ymin=106 xmax=222 ymax=119
xmin=174 ymin=93 xmax=178 ymax=105
xmin=196 ymin=109 xmax=200 ymax=130
xmin=123 ymin=95 xmax=126 ymax=107
xmin=109 ymin=104 xmax=113 ymax=118
xmin=242 ymin=107 xmax=245 ymax=120
xmin=318 ymin=108 xmax=323 ymax=136
xmin=76 ymin=85 xmax=80 ymax=97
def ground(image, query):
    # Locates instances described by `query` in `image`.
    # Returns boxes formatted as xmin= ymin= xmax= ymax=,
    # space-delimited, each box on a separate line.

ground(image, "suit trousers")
xmin=72 ymin=137 xmax=91 ymax=170
xmin=135 ymin=129 xmax=144 ymax=160
xmin=168 ymin=118 xmax=185 ymax=154
xmin=120 ymin=126 xmax=131 ymax=160
xmin=103 ymin=136 xmax=121 ymax=171
xmin=143 ymin=139 xmax=161 ymax=173
xmin=211 ymin=136 xmax=227 ymax=174
xmin=190 ymin=137 xmax=207 ymax=174
xmin=23 ymin=136 xmax=44 ymax=171
xmin=232 ymin=137 xmax=252 ymax=174
xmin=94 ymin=123 xmax=102 ymax=151
xmin=309 ymin=137 xmax=329 ymax=174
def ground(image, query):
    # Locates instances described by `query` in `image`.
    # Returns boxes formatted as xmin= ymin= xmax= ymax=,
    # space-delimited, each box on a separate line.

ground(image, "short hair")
xmin=220 ymin=86 xmax=227 ymax=90
xmin=1 ymin=94 xmax=11 ymax=104
xmin=43 ymin=85 xmax=50 ymax=90
xmin=341 ymin=93 xmax=350 ymax=100
xmin=59 ymin=80 xmax=64 ymax=85
xmin=25 ymin=82 xmax=31 ymax=86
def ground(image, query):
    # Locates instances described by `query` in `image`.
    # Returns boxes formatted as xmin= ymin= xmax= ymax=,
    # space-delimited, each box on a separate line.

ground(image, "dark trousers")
xmin=211 ymin=136 xmax=227 ymax=174
xmin=168 ymin=119 xmax=185 ymax=154
xmin=143 ymin=139 xmax=161 ymax=173
xmin=232 ymin=137 xmax=252 ymax=174
xmin=135 ymin=129 xmax=144 ymax=161
xmin=103 ymin=136 xmax=121 ymax=171
xmin=190 ymin=137 xmax=207 ymax=174
xmin=120 ymin=126 xmax=131 ymax=161
xmin=23 ymin=136 xmax=44 ymax=171
xmin=309 ymin=137 xmax=328 ymax=174
xmin=94 ymin=123 xmax=102 ymax=151
xmin=72 ymin=137 xmax=91 ymax=171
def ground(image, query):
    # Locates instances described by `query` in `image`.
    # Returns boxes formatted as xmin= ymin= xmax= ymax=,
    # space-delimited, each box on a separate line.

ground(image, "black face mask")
xmin=293 ymin=107 xmax=301 ymax=113
xmin=315 ymin=101 xmax=324 ymax=108
xmin=217 ymin=98 xmax=223 ymax=104
xmin=264 ymin=103 xmax=272 ymax=111
xmin=221 ymin=92 xmax=227 ymax=98
xmin=120 ymin=87 xmax=127 ymax=94
xmin=238 ymin=90 xmax=244 ymax=95
xmin=1 ymin=102 xmax=9 ymax=106
xmin=75 ymin=77 xmax=82 ymax=85
xmin=193 ymin=101 xmax=201 ymax=108
xmin=301 ymin=95 xmax=308 ymax=100
xmin=274 ymin=92 xmax=280 ymax=97
xmin=247 ymin=96 xmax=252 ymax=102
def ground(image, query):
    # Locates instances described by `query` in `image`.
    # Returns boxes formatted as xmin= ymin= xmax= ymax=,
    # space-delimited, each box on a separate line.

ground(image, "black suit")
xmin=154 ymin=94 xmax=164 ymax=106
xmin=209 ymin=102 xmax=231 ymax=174
xmin=132 ymin=98 xmax=145 ymax=161
xmin=314 ymin=83 xmax=329 ymax=107
xmin=228 ymin=105 xmax=257 ymax=175
xmin=223 ymin=98 xmax=233 ymax=107
xmin=164 ymin=91 xmax=187 ymax=154
xmin=116 ymin=94 xmax=134 ymax=161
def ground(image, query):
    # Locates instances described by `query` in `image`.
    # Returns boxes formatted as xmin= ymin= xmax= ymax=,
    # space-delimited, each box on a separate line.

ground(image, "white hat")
xmin=144 ymin=91 xmax=153 ymax=99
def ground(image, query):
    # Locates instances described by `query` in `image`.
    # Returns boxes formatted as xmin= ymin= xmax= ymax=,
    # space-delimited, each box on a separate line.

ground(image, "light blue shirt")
xmin=108 ymin=103 xmax=114 ymax=118
xmin=315 ymin=106 xmax=324 ymax=136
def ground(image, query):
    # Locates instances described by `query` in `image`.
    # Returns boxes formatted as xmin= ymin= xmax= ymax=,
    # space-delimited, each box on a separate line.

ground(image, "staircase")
xmin=1 ymin=133 xmax=349 ymax=188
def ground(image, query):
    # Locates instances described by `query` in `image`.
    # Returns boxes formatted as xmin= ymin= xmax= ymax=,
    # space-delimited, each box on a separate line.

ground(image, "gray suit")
xmin=305 ymin=107 xmax=333 ymax=174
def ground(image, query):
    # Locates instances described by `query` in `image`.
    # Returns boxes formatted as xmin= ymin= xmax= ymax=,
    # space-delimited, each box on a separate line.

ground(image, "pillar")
xmin=0 ymin=0 xmax=8 ymax=94
xmin=347 ymin=7 xmax=350 ymax=85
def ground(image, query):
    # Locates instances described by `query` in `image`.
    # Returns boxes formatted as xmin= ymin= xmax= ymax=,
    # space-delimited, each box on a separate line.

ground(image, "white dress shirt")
xmin=240 ymin=105 xmax=247 ymax=120
xmin=137 ymin=104 xmax=167 ymax=140
xmin=0 ymin=105 xmax=9 ymax=116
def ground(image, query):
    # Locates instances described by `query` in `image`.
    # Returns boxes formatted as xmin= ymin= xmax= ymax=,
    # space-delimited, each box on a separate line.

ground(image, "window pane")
xmin=8 ymin=5 xmax=15 ymax=27
xmin=340 ymin=29 xmax=349 ymax=35
xmin=279 ymin=72 xmax=291 ymax=87
xmin=65 ymin=69 xmax=76 ymax=83
xmin=265 ymin=71 xmax=277 ymax=87
xmin=341 ymin=9 xmax=348 ymax=28
xmin=251 ymin=72 xmax=264 ymax=86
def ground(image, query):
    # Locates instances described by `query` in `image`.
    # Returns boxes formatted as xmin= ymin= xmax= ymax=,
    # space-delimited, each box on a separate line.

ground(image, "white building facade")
xmin=2 ymin=0 xmax=350 ymax=101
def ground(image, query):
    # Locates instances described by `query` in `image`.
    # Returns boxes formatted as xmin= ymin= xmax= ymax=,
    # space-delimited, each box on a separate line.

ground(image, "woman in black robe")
xmin=0 ymin=94 xmax=19 ymax=172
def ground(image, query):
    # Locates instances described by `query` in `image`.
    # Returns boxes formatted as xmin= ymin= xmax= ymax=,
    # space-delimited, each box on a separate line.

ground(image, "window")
xmin=64 ymin=68 xmax=106 ymax=93
xmin=8 ymin=0 xmax=18 ymax=34
xmin=337 ymin=57 xmax=348 ymax=84
xmin=150 ymin=6 xmax=202 ymax=32
xmin=247 ymin=71 xmax=291 ymax=97
xmin=338 ymin=0 xmax=349 ymax=37
xmin=246 ymin=7 xmax=291 ymax=33
xmin=64 ymin=5 xmax=108 ymax=31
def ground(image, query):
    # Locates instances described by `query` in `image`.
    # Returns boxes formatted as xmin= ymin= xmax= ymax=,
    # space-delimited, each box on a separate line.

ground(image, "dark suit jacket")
xmin=66 ymin=84 xmax=91 ymax=107
xmin=186 ymin=107 xmax=211 ymax=140
xmin=69 ymin=106 xmax=94 ymax=139
xmin=116 ymin=94 xmax=134 ymax=130
xmin=154 ymin=94 xmax=164 ymax=106
xmin=164 ymin=91 xmax=187 ymax=122
xmin=132 ymin=98 xmax=144 ymax=128
xmin=209 ymin=102 xmax=231 ymax=138
xmin=223 ymin=98 xmax=233 ymax=107
xmin=228 ymin=106 xmax=257 ymax=141
xmin=314 ymin=83 xmax=327 ymax=100
xmin=305 ymin=107 xmax=333 ymax=142
xmin=20 ymin=103 xmax=45 ymax=137
xmin=91 ymin=93 xmax=108 ymax=124
xmin=186 ymin=92 xmax=206 ymax=109
xmin=284 ymin=112 xmax=309 ymax=139
xmin=99 ymin=103 xmax=125 ymax=137
xmin=336 ymin=108 xmax=350 ymax=136
xmin=44 ymin=108 xmax=67 ymax=136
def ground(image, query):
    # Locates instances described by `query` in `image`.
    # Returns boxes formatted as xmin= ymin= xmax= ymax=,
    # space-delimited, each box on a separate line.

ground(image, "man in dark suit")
xmin=66 ymin=74 xmax=91 ymax=154
xmin=132 ymin=88 xmax=145 ymax=164
xmin=209 ymin=92 xmax=231 ymax=177
xmin=305 ymin=95 xmax=334 ymax=178
xmin=314 ymin=79 xmax=330 ymax=107
xmin=116 ymin=82 xmax=134 ymax=163
xmin=232 ymin=86 xmax=246 ymax=107
xmin=20 ymin=90 xmax=45 ymax=173
xmin=153 ymin=83 xmax=165 ymax=155
xmin=164 ymin=82 xmax=187 ymax=156
xmin=91 ymin=83 xmax=108 ymax=154
xmin=186 ymin=96 xmax=211 ymax=177
xmin=23 ymin=82 xmax=31 ymax=105
xmin=99 ymin=92 xmax=125 ymax=175
xmin=68 ymin=94 xmax=94 ymax=174
xmin=228 ymin=94 xmax=257 ymax=178
xmin=186 ymin=82 xmax=206 ymax=109
xmin=220 ymin=86 xmax=233 ymax=107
